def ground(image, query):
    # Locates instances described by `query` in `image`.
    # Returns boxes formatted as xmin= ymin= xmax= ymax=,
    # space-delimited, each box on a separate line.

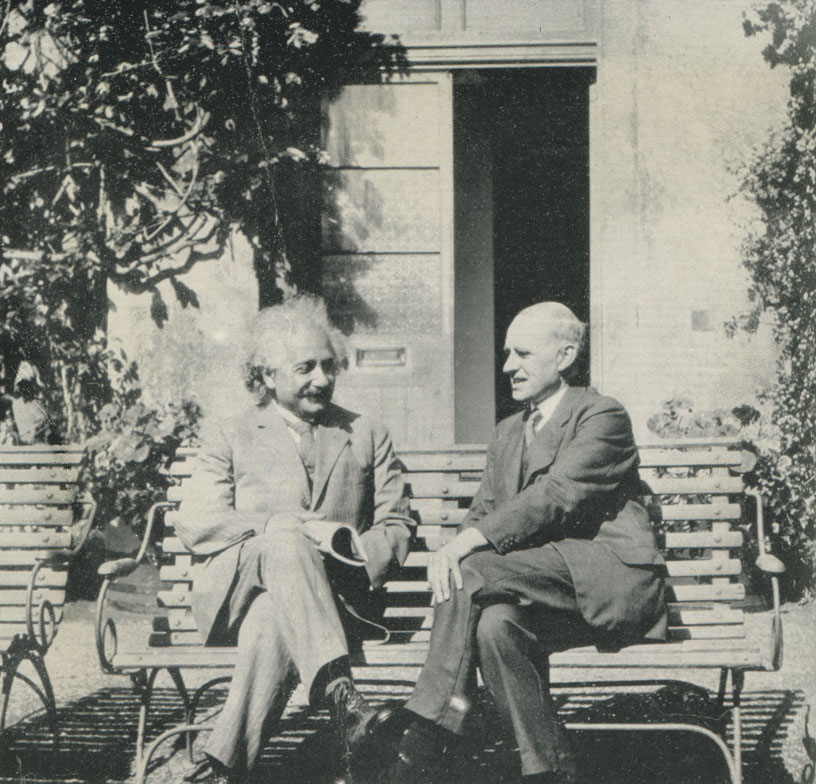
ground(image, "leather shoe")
xmin=330 ymin=679 xmax=400 ymax=766
xmin=379 ymin=718 xmax=447 ymax=784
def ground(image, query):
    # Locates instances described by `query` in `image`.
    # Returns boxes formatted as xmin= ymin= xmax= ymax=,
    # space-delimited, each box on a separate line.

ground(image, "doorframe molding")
xmin=404 ymin=40 xmax=598 ymax=70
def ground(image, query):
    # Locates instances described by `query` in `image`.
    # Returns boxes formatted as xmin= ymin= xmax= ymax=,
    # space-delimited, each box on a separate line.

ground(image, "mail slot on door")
xmin=356 ymin=347 xmax=407 ymax=367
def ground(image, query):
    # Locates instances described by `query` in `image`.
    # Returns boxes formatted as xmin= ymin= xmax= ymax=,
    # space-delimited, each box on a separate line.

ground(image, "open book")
xmin=304 ymin=520 xmax=368 ymax=567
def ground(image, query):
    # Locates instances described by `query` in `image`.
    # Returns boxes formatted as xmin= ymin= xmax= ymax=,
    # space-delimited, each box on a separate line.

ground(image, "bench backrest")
xmin=0 ymin=446 xmax=87 ymax=647
xmin=152 ymin=440 xmax=756 ymax=651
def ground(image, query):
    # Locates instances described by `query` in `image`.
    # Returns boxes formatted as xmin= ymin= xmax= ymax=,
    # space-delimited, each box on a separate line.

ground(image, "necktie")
xmin=525 ymin=407 xmax=543 ymax=448
xmin=291 ymin=419 xmax=316 ymax=478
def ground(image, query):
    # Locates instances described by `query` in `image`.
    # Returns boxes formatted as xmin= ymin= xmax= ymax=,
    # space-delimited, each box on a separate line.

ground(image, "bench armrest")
xmin=94 ymin=500 xmax=177 ymax=673
xmin=97 ymin=557 xmax=140 ymax=579
xmin=745 ymin=487 xmax=784 ymax=669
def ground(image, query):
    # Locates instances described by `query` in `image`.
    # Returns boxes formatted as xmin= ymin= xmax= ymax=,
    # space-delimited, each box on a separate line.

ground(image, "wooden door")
xmin=322 ymin=74 xmax=455 ymax=449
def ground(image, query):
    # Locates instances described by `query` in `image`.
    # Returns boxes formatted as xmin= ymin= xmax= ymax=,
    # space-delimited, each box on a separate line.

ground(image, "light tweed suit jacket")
xmin=176 ymin=401 xmax=413 ymax=643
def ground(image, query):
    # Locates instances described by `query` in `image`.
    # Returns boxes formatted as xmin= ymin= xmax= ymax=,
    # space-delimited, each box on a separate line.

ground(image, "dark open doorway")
xmin=453 ymin=68 xmax=592 ymax=441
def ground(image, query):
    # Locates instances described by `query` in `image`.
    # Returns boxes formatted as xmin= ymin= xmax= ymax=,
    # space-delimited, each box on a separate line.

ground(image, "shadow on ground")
xmin=0 ymin=685 xmax=809 ymax=784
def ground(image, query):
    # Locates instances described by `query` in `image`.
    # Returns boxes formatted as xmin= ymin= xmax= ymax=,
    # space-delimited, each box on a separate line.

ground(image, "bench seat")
xmin=95 ymin=439 xmax=783 ymax=784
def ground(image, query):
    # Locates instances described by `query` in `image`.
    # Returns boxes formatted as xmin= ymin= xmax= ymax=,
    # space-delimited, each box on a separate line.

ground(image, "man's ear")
xmin=557 ymin=344 xmax=577 ymax=373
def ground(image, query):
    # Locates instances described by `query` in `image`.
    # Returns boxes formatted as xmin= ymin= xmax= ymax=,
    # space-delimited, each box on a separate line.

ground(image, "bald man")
xmin=382 ymin=303 xmax=667 ymax=784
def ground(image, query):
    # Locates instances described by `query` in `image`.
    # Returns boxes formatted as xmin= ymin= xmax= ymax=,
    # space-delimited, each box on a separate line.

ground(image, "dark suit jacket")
xmin=462 ymin=385 xmax=667 ymax=642
xmin=176 ymin=401 xmax=413 ymax=643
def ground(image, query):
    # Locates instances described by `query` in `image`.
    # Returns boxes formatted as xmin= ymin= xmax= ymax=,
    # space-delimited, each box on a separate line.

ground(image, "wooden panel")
xmin=652 ymin=503 xmax=741 ymax=521
xmin=642 ymin=475 xmax=745 ymax=495
xmin=166 ymin=487 xmax=184 ymax=503
xmin=0 ymin=532 xmax=72 ymax=548
xmin=667 ymin=606 xmax=744 ymax=626
xmin=356 ymin=640 xmax=764 ymax=669
xmin=664 ymin=558 xmax=741 ymax=578
xmin=322 ymin=170 xmax=441 ymax=254
xmin=324 ymin=82 xmax=443 ymax=168
xmin=0 ymin=622 xmax=29 ymax=641
xmin=0 ymin=589 xmax=66 ymax=606
xmin=0 ymin=466 xmax=82 ymax=483
xmin=406 ymin=473 xmax=483 ymax=498
xmin=0 ymin=606 xmax=63 ymax=623
xmin=0 ymin=449 xmax=84 ymax=465
xmin=167 ymin=609 xmax=196 ymax=630
xmin=0 ymin=507 xmax=74 ymax=525
xmin=636 ymin=448 xmax=741 ymax=468
xmin=666 ymin=583 xmax=745 ymax=602
xmin=465 ymin=0 xmax=586 ymax=36
xmin=0 ymin=550 xmax=66 ymax=566
xmin=400 ymin=451 xmax=486 ymax=472
xmin=159 ymin=565 xmax=196 ymax=582
xmin=158 ymin=589 xmax=192 ymax=608
xmin=0 ymin=486 xmax=76 ymax=504
xmin=667 ymin=625 xmax=745 ymax=640
xmin=323 ymin=254 xmax=444 ymax=334
xmin=0 ymin=568 xmax=68 ymax=588
xmin=663 ymin=530 xmax=743 ymax=549
xmin=166 ymin=631 xmax=206 ymax=646
xmin=409 ymin=500 xmax=466 ymax=525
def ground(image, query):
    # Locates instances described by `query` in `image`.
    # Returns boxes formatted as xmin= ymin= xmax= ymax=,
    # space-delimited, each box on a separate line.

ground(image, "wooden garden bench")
xmin=94 ymin=438 xmax=783 ymax=784
xmin=0 ymin=445 xmax=96 ymax=745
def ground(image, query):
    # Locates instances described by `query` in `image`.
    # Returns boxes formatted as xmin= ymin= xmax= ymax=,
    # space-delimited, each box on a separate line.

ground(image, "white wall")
xmin=589 ymin=0 xmax=787 ymax=437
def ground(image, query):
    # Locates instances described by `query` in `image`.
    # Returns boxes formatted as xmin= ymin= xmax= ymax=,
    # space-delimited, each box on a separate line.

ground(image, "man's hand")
xmin=428 ymin=527 xmax=489 ymax=604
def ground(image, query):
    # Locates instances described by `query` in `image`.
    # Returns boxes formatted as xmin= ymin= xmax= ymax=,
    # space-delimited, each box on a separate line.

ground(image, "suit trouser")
xmin=405 ymin=544 xmax=596 ymax=777
xmin=205 ymin=529 xmax=349 ymax=771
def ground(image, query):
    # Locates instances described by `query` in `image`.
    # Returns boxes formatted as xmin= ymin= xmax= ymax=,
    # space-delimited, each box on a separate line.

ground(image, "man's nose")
xmin=503 ymin=353 xmax=518 ymax=374
xmin=311 ymin=366 xmax=331 ymax=387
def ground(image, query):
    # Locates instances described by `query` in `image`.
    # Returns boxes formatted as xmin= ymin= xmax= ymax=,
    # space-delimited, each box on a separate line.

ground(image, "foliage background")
xmin=1 ymin=0 xmax=403 ymax=541
xmin=723 ymin=0 xmax=816 ymax=599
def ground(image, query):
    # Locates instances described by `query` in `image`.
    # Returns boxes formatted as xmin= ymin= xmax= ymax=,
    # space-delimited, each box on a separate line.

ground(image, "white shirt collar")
xmin=530 ymin=382 xmax=568 ymax=432
xmin=272 ymin=401 xmax=312 ymax=442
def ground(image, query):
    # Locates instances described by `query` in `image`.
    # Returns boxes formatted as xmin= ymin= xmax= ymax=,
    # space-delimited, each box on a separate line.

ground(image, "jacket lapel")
xmin=311 ymin=419 xmax=351 ymax=507
xmin=498 ymin=413 xmax=526 ymax=498
xmin=522 ymin=386 xmax=583 ymax=487
xmin=255 ymin=404 xmax=309 ymax=490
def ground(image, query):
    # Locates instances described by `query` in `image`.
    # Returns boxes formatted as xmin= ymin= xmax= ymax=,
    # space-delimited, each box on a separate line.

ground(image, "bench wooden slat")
xmin=663 ymin=557 xmax=742 ymax=578
xmin=0 ymin=623 xmax=31 ymax=641
xmin=399 ymin=448 xmax=743 ymax=471
xmin=636 ymin=449 xmax=743 ymax=467
xmin=0 ymin=450 xmax=84 ymax=465
xmin=0 ymin=507 xmax=74 ymax=525
xmin=666 ymin=583 xmax=745 ymax=602
xmin=0 ymin=466 xmax=82 ymax=484
xmin=662 ymin=530 xmax=743 ymax=549
xmin=0 ymin=550 xmax=70 ymax=566
xmin=0 ymin=532 xmax=72 ymax=548
xmin=642 ymin=475 xmax=745 ymax=495
xmin=0 ymin=568 xmax=68 ymax=588
xmin=0 ymin=487 xmax=77 ymax=505
xmin=405 ymin=474 xmax=495 ymax=499
xmin=0 ymin=589 xmax=66 ymax=606
xmin=0 ymin=607 xmax=63 ymax=623
xmin=668 ymin=625 xmax=745 ymax=640
xmin=651 ymin=503 xmax=741 ymax=521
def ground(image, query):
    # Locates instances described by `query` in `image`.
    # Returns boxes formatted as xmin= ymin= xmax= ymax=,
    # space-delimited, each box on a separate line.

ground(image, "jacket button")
xmin=300 ymin=497 xmax=310 ymax=509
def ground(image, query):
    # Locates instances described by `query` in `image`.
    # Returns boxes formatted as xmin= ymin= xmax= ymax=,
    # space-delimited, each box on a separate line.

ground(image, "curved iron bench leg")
xmin=138 ymin=724 xmax=213 ymax=784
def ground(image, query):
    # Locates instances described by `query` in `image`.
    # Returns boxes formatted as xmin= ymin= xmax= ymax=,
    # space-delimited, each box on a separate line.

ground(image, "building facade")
xmin=109 ymin=0 xmax=787 ymax=447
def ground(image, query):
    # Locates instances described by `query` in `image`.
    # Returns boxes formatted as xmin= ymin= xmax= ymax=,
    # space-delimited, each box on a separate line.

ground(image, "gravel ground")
xmin=0 ymin=599 xmax=813 ymax=784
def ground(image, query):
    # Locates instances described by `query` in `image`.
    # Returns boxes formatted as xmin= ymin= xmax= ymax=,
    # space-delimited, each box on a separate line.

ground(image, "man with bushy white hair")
xmin=177 ymin=295 xmax=412 ymax=783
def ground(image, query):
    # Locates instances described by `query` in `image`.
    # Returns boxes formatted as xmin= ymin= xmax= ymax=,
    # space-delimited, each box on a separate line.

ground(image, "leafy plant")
xmin=725 ymin=1 xmax=816 ymax=598
xmin=84 ymin=359 xmax=201 ymax=541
